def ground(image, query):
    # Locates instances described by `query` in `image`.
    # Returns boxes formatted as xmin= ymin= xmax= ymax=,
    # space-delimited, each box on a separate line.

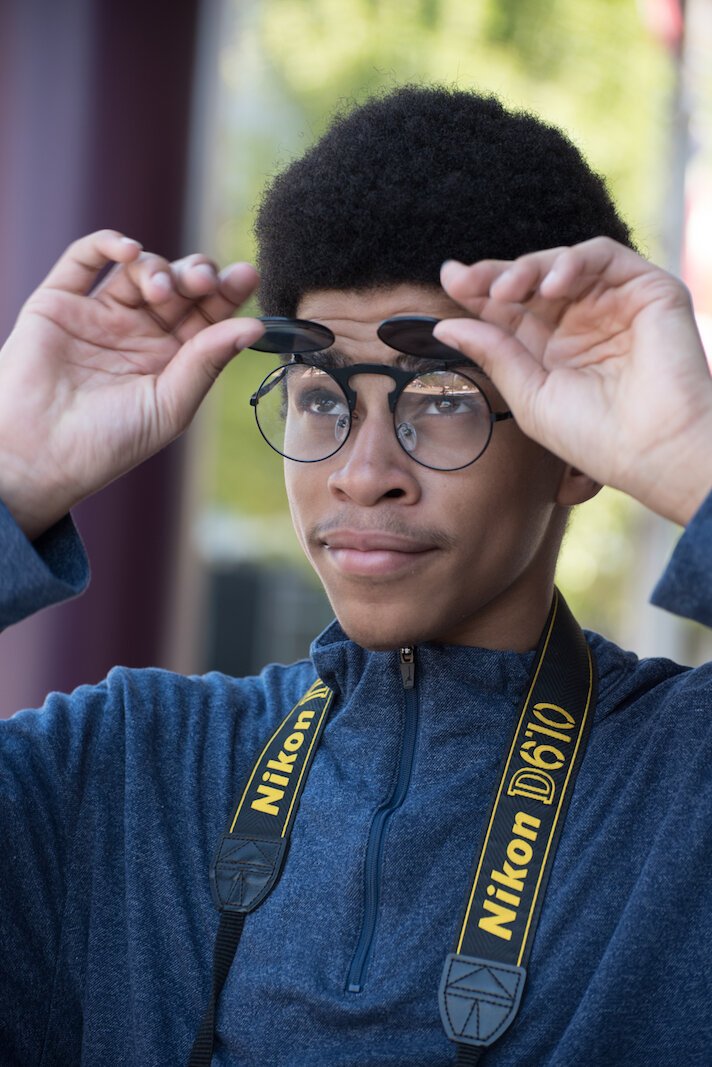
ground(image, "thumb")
xmin=156 ymin=316 xmax=265 ymax=431
xmin=433 ymin=317 xmax=547 ymax=426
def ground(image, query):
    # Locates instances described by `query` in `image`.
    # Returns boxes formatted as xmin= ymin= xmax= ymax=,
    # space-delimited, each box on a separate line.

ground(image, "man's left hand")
xmin=436 ymin=237 xmax=712 ymax=526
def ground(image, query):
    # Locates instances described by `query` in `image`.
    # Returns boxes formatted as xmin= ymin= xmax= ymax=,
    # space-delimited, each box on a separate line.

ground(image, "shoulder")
xmin=587 ymin=629 xmax=712 ymax=757
xmin=99 ymin=656 xmax=319 ymax=743
xmin=2 ymin=657 xmax=320 ymax=779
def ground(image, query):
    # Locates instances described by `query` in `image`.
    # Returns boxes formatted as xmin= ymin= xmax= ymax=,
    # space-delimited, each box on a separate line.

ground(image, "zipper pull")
xmin=399 ymin=647 xmax=415 ymax=689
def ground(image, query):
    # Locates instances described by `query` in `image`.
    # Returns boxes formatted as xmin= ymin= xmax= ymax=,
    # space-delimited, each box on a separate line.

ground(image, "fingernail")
xmin=120 ymin=236 xmax=142 ymax=248
xmin=432 ymin=322 xmax=462 ymax=349
xmin=542 ymin=266 xmax=564 ymax=287
xmin=193 ymin=263 xmax=216 ymax=280
xmin=493 ymin=267 xmax=515 ymax=287
xmin=236 ymin=319 xmax=265 ymax=350
xmin=152 ymin=271 xmax=172 ymax=291
xmin=441 ymin=258 xmax=465 ymax=273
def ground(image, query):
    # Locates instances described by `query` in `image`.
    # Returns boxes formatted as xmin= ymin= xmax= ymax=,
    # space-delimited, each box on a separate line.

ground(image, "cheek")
xmin=446 ymin=436 xmax=562 ymax=554
xmin=284 ymin=468 xmax=304 ymax=536
xmin=285 ymin=466 xmax=321 ymax=559
xmin=489 ymin=422 xmax=563 ymax=497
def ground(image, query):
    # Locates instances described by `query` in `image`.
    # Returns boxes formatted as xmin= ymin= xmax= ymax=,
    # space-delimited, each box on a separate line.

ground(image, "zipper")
xmin=346 ymin=647 xmax=419 ymax=993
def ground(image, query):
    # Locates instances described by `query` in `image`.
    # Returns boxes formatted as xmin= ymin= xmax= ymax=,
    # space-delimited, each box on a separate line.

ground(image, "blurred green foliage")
xmin=207 ymin=0 xmax=674 ymax=633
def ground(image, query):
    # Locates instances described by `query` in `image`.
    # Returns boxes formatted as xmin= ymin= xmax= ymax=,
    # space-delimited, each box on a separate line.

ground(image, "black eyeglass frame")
xmin=249 ymin=354 xmax=513 ymax=471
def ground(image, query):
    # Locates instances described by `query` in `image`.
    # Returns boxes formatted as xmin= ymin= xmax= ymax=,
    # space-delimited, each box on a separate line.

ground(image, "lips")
xmin=320 ymin=529 xmax=438 ymax=577
xmin=323 ymin=530 xmax=436 ymax=552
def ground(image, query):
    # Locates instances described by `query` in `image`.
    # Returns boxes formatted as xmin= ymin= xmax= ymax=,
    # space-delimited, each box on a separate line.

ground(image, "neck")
xmin=435 ymin=574 xmax=556 ymax=653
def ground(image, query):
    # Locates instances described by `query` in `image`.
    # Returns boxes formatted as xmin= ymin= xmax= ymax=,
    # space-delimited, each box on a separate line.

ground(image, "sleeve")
xmin=0 ymin=679 xmax=112 ymax=1064
xmin=0 ymin=497 xmax=89 ymax=629
xmin=650 ymin=489 xmax=712 ymax=627
xmin=0 ymin=498 xmax=95 ymax=1061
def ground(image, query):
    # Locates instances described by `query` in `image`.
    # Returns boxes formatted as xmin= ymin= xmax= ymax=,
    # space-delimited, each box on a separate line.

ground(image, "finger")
xmin=440 ymin=258 xmax=516 ymax=307
xmin=95 ymin=253 xmax=221 ymax=327
xmin=40 ymin=230 xmax=143 ymax=295
xmin=442 ymin=239 xmax=653 ymax=310
xmin=173 ymin=262 xmax=261 ymax=342
xmin=172 ymin=255 xmax=219 ymax=299
xmin=489 ymin=249 xmax=568 ymax=302
xmin=487 ymin=238 xmax=651 ymax=304
xmin=95 ymin=255 xmax=257 ymax=337
xmin=441 ymin=251 xmax=570 ymax=308
xmin=536 ymin=237 xmax=653 ymax=300
xmin=93 ymin=249 xmax=196 ymax=315
xmin=156 ymin=315 xmax=265 ymax=430
xmin=144 ymin=254 xmax=221 ymax=331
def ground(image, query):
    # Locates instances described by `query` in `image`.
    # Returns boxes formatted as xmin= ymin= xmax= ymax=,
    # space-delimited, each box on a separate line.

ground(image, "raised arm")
xmin=436 ymin=237 xmax=712 ymax=527
xmin=0 ymin=230 xmax=264 ymax=540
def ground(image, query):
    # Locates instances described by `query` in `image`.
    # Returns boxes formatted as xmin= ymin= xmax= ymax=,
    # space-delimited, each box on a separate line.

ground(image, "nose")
xmin=326 ymin=381 xmax=422 ymax=506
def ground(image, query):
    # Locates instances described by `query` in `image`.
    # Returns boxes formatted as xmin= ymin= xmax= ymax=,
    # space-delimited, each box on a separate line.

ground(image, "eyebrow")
xmin=303 ymin=347 xmax=349 ymax=368
xmin=304 ymin=347 xmax=489 ymax=377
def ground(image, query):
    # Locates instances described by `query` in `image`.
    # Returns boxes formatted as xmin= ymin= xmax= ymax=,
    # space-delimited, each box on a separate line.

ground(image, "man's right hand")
xmin=0 ymin=230 xmax=264 ymax=540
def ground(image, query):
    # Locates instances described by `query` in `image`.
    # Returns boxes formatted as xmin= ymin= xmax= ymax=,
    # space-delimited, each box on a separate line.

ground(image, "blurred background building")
xmin=0 ymin=0 xmax=710 ymax=715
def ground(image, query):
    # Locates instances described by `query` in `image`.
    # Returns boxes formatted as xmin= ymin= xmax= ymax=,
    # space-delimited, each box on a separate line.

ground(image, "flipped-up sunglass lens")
xmin=375 ymin=315 xmax=470 ymax=364
xmin=249 ymin=316 xmax=336 ymax=355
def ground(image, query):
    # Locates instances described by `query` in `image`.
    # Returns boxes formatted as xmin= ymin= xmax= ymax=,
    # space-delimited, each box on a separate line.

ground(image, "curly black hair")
xmin=255 ymin=85 xmax=634 ymax=316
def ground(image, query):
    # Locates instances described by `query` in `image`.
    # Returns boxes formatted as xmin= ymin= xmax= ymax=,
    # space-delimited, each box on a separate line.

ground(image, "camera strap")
xmin=443 ymin=588 xmax=596 ymax=1065
xmin=188 ymin=588 xmax=595 ymax=1066
xmin=187 ymin=677 xmax=334 ymax=1067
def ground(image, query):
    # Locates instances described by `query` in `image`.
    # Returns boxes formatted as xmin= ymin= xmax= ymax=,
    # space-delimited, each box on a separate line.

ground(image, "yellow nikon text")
xmin=477 ymin=810 xmax=541 ymax=942
xmin=251 ymin=708 xmax=316 ymax=816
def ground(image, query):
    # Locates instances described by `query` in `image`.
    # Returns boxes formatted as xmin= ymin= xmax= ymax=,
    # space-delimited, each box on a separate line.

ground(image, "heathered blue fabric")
xmin=1 ymin=494 xmax=712 ymax=1066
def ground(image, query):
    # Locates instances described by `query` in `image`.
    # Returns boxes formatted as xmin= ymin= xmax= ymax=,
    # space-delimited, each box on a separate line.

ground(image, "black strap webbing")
xmin=456 ymin=1044 xmax=485 ymax=1067
xmin=188 ymin=911 xmax=245 ymax=1067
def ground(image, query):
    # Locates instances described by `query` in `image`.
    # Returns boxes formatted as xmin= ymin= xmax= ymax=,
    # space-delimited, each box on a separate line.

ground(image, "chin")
xmin=333 ymin=610 xmax=428 ymax=651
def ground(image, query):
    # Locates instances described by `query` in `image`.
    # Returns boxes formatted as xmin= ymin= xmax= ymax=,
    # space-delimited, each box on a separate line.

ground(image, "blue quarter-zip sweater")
xmin=1 ymin=495 xmax=712 ymax=1066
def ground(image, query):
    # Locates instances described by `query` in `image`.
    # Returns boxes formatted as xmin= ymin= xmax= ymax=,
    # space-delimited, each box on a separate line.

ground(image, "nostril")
xmin=384 ymin=488 xmax=406 ymax=498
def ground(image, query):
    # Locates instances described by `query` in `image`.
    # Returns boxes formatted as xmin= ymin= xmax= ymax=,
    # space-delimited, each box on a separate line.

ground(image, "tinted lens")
xmin=394 ymin=369 xmax=491 ymax=470
xmin=254 ymin=364 xmax=351 ymax=461
xmin=377 ymin=316 xmax=466 ymax=363
xmin=249 ymin=317 xmax=335 ymax=355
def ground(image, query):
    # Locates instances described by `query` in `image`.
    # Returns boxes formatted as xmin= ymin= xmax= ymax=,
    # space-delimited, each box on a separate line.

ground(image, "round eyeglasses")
xmin=247 ymin=316 xmax=513 ymax=472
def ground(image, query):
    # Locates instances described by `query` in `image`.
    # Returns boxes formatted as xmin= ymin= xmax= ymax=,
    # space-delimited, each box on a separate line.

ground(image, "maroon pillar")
xmin=0 ymin=0 xmax=202 ymax=713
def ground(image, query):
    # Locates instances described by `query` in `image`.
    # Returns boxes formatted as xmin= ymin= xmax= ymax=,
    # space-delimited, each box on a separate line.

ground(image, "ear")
xmin=555 ymin=465 xmax=602 ymax=506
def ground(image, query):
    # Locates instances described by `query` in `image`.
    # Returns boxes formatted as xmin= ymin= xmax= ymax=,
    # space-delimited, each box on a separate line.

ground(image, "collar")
xmin=309 ymin=618 xmax=537 ymax=705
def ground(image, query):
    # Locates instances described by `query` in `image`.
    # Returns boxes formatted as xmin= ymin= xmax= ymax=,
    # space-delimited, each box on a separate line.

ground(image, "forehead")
xmin=295 ymin=284 xmax=474 ymax=362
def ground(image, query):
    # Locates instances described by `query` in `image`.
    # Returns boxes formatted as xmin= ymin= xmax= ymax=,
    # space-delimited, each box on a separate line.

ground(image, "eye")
xmin=295 ymin=387 xmax=349 ymax=417
xmin=426 ymin=393 xmax=473 ymax=415
xmin=399 ymin=371 xmax=486 ymax=420
xmin=408 ymin=390 xmax=483 ymax=418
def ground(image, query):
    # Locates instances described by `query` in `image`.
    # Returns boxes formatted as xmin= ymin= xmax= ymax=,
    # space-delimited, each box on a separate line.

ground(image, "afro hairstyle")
xmin=255 ymin=85 xmax=634 ymax=316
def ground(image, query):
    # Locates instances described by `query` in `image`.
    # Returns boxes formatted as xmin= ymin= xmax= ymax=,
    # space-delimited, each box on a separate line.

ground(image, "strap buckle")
xmin=439 ymin=953 xmax=526 ymax=1047
xmin=210 ymin=832 xmax=288 ymax=913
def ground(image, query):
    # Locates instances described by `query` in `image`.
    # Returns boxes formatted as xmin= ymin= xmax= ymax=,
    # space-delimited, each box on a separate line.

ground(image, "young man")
xmin=0 ymin=87 xmax=711 ymax=1066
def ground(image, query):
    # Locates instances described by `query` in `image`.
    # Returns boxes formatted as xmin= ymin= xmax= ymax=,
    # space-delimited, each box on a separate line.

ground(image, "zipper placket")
xmin=346 ymin=647 xmax=420 ymax=993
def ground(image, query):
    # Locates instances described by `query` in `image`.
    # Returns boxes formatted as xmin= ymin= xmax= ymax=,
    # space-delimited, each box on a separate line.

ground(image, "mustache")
xmin=311 ymin=514 xmax=456 ymax=550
